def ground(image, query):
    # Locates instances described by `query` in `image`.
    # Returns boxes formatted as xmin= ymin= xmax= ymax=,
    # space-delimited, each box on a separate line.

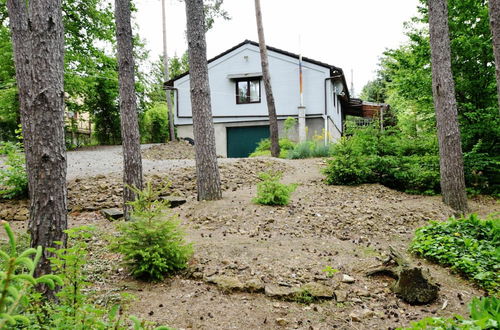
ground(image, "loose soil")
xmin=1 ymin=145 xmax=499 ymax=330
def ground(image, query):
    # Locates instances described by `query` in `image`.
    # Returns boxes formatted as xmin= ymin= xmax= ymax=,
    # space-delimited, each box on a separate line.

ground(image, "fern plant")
xmin=112 ymin=182 xmax=193 ymax=282
xmin=0 ymin=221 xmax=62 ymax=328
xmin=253 ymin=171 xmax=297 ymax=206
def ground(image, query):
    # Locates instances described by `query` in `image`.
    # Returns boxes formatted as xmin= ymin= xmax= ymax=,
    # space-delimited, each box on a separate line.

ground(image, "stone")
xmin=341 ymin=274 xmax=355 ymax=283
xmin=244 ymin=279 xmax=265 ymax=293
xmin=206 ymin=275 xmax=244 ymax=292
xmin=101 ymin=208 xmax=123 ymax=220
xmin=300 ymin=282 xmax=334 ymax=299
xmin=159 ymin=196 xmax=187 ymax=208
xmin=275 ymin=318 xmax=289 ymax=326
xmin=349 ymin=312 xmax=361 ymax=322
xmin=264 ymin=284 xmax=300 ymax=299
xmin=334 ymin=290 xmax=348 ymax=302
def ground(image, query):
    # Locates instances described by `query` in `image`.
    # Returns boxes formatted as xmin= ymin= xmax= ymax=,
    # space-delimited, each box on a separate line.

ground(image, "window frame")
xmin=235 ymin=78 xmax=261 ymax=104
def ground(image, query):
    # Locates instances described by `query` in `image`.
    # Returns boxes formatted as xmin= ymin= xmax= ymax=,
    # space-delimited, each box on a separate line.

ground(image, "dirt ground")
xmin=1 ymin=151 xmax=499 ymax=329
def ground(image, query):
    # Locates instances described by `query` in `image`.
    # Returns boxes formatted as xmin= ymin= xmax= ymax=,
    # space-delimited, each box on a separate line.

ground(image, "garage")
xmin=226 ymin=125 xmax=269 ymax=158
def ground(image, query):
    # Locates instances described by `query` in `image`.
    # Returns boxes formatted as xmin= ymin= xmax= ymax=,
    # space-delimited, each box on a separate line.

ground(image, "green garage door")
xmin=227 ymin=125 xmax=269 ymax=158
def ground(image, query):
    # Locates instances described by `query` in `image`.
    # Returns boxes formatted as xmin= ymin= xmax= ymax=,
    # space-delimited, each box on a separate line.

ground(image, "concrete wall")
xmin=177 ymin=117 xmax=327 ymax=157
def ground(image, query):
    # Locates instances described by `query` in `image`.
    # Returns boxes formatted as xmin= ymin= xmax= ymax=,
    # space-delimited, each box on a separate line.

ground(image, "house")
xmin=167 ymin=40 xmax=358 ymax=158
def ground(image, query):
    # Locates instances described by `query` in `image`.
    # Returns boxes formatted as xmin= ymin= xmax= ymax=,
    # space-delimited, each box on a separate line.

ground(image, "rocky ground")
xmin=1 ymin=144 xmax=499 ymax=330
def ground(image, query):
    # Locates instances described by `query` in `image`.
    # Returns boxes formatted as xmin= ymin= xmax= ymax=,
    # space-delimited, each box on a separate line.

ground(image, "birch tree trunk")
xmin=162 ymin=0 xmax=175 ymax=141
xmin=7 ymin=0 xmax=68 ymax=288
xmin=488 ymin=0 xmax=500 ymax=112
xmin=185 ymin=0 xmax=222 ymax=201
xmin=428 ymin=0 xmax=468 ymax=214
xmin=254 ymin=0 xmax=280 ymax=158
xmin=115 ymin=0 xmax=143 ymax=219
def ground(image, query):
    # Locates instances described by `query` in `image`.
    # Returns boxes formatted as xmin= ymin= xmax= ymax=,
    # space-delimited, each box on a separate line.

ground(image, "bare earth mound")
xmin=1 ymin=145 xmax=498 ymax=329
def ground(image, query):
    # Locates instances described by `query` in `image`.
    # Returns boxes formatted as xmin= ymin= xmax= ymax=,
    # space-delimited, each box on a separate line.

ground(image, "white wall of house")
xmin=173 ymin=41 xmax=343 ymax=157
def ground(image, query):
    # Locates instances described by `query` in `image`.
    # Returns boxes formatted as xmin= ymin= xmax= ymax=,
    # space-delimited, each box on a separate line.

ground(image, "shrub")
xmin=253 ymin=171 xmax=297 ymax=206
xmin=249 ymin=138 xmax=296 ymax=158
xmin=410 ymin=214 xmax=499 ymax=294
xmin=400 ymin=296 xmax=499 ymax=329
xmin=0 ymin=142 xmax=28 ymax=199
xmin=323 ymin=126 xmax=441 ymax=194
xmin=112 ymin=182 xmax=193 ymax=281
xmin=140 ymin=102 xmax=169 ymax=143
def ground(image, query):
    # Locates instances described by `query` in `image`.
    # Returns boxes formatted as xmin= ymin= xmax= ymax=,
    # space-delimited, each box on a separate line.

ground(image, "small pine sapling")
xmin=253 ymin=171 xmax=297 ymax=206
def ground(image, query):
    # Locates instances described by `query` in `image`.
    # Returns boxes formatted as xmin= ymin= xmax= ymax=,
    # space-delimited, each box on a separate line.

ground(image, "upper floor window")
xmin=236 ymin=79 xmax=261 ymax=104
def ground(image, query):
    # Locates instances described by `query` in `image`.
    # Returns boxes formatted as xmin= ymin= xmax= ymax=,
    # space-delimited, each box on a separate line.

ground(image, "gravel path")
xmin=67 ymin=144 xmax=239 ymax=180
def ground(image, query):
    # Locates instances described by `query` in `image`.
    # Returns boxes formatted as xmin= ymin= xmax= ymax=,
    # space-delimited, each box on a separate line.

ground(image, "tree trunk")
xmin=489 ymin=0 xmax=500 ymax=113
xmin=115 ymin=0 xmax=143 ymax=219
xmin=7 ymin=0 xmax=68 ymax=291
xmin=428 ymin=0 xmax=468 ymax=215
xmin=162 ymin=0 xmax=176 ymax=141
xmin=185 ymin=0 xmax=222 ymax=201
xmin=254 ymin=0 xmax=280 ymax=158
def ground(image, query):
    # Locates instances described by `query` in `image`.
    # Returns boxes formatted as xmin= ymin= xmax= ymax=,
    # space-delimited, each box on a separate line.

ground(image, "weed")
xmin=322 ymin=266 xmax=339 ymax=278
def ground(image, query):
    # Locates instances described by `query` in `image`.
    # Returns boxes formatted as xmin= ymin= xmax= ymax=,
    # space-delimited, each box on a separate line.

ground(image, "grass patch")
xmin=410 ymin=214 xmax=499 ymax=294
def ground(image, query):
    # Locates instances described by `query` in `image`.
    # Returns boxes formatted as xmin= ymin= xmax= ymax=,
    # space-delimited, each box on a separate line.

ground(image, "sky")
xmin=135 ymin=0 xmax=421 ymax=97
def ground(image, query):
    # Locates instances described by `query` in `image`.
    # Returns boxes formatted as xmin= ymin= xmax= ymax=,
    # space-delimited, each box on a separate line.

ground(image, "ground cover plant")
xmin=112 ymin=182 xmax=193 ymax=282
xmin=253 ymin=171 xmax=297 ymax=206
xmin=401 ymin=296 xmax=499 ymax=329
xmin=0 ymin=138 xmax=28 ymax=200
xmin=410 ymin=214 xmax=499 ymax=294
xmin=249 ymin=138 xmax=295 ymax=158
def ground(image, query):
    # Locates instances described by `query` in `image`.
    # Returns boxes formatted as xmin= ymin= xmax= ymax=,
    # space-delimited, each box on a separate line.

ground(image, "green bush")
xmin=253 ymin=171 xmax=297 ymax=206
xmin=400 ymin=296 xmax=499 ymax=329
xmin=140 ymin=102 xmax=169 ymax=143
xmin=112 ymin=182 xmax=193 ymax=282
xmin=249 ymin=138 xmax=296 ymax=158
xmin=0 ymin=142 xmax=28 ymax=199
xmin=323 ymin=126 xmax=441 ymax=194
xmin=410 ymin=214 xmax=499 ymax=294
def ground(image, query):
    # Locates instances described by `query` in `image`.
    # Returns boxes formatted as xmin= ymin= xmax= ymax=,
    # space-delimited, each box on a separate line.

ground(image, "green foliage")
xmin=323 ymin=126 xmax=441 ymax=194
xmin=321 ymin=266 xmax=339 ymax=278
xmin=0 ymin=222 xmax=63 ymax=328
xmin=0 ymin=142 xmax=28 ymax=199
xmin=283 ymin=117 xmax=297 ymax=138
xmin=400 ymin=296 xmax=499 ymax=330
xmin=253 ymin=171 xmax=297 ymax=206
xmin=287 ymin=141 xmax=332 ymax=159
xmin=410 ymin=214 xmax=499 ymax=294
xmin=362 ymin=0 xmax=500 ymax=196
xmin=293 ymin=289 xmax=315 ymax=304
xmin=112 ymin=182 xmax=193 ymax=282
xmin=140 ymin=102 xmax=169 ymax=143
xmin=249 ymin=138 xmax=296 ymax=158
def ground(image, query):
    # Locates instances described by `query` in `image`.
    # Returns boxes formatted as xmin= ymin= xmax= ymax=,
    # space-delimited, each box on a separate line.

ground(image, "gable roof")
xmin=166 ymin=40 xmax=349 ymax=97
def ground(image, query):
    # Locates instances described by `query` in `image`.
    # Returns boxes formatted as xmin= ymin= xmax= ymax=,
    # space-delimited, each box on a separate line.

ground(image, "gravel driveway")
xmin=67 ymin=144 xmax=237 ymax=180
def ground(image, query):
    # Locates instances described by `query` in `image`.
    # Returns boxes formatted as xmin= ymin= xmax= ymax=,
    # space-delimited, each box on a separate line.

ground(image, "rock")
xmin=206 ymin=275 xmax=244 ymax=292
xmin=361 ymin=309 xmax=375 ymax=318
xmin=264 ymin=284 xmax=300 ymax=299
xmin=275 ymin=318 xmax=289 ymax=326
xmin=244 ymin=279 xmax=264 ymax=293
xmin=101 ymin=208 xmax=123 ymax=220
xmin=159 ymin=196 xmax=187 ymax=208
xmin=300 ymin=282 xmax=334 ymax=299
xmin=334 ymin=290 xmax=348 ymax=302
xmin=341 ymin=274 xmax=355 ymax=283
xmin=349 ymin=312 xmax=361 ymax=322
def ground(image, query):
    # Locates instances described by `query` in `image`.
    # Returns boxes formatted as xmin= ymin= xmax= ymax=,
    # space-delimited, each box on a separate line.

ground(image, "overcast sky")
xmin=135 ymin=0 xmax=421 ymax=96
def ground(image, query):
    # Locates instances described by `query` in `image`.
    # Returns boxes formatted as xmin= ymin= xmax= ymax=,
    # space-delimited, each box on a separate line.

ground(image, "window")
xmin=236 ymin=79 xmax=261 ymax=104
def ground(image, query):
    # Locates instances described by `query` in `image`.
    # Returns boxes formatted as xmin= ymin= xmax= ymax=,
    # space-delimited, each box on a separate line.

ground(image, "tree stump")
xmin=365 ymin=246 xmax=439 ymax=305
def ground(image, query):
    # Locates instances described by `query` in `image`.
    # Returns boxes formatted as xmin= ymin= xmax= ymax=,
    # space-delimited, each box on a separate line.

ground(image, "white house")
xmin=167 ymin=40 xmax=353 ymax=158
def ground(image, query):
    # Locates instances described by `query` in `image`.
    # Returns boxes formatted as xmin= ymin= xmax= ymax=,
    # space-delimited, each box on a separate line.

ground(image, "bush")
xmin=249 ymin=138 xmax=296 ymax=158
xmin=140 ymin=102 xmax=169 ymax=143
xmin=323 ymin=126 xmax=441 ymax=194
xmin=253 ymin=171 xmax=297 ymax=206
xmin=112 ymin=182 xmax=193 ymax=282
xmin=0 ymin=142 xmax=28 ymax=199
xmin=401 ymin=296 xmax=499 ymax=329
xmin=410 ymin=214 xmax=499 ymax=294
